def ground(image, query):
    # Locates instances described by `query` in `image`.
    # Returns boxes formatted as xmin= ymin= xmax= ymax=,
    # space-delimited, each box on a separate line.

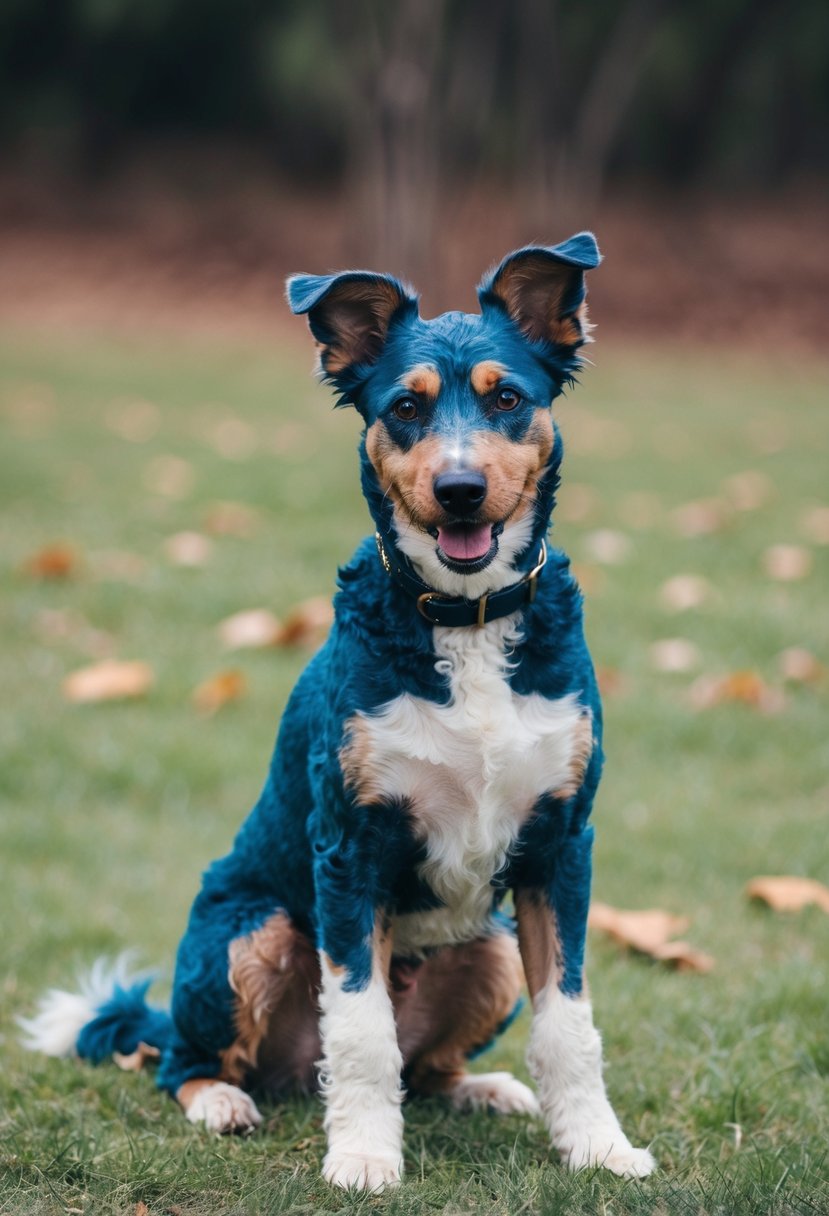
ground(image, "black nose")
xmin=433 ymin=470 xmax=487 ymax=516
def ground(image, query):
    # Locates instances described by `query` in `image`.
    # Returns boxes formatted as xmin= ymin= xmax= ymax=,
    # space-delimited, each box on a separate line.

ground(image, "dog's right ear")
xmin=286 ymin=271 xmax=418 ymax=379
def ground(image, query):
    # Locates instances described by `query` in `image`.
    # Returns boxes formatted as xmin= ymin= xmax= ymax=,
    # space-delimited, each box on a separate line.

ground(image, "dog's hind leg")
xmin=398 ymin=933 xmax=539 ymax=1116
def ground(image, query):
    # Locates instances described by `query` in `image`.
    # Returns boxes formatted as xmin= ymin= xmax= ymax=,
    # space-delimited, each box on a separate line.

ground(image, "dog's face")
xmin=288 ymin=235 xmax=600 ymax=596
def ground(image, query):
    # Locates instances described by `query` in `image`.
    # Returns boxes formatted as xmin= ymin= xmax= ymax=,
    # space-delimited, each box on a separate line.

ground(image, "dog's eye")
xmin=393 ymin=398 xmax=419 ymax=422
xmin=496 ymin=388 xmax=521 ymax=411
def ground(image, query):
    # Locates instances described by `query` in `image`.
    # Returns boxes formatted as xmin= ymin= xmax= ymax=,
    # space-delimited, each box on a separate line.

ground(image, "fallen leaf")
xmin=63 ymin=660 xmax=154 ymax=703
xmin=90 ymin=549 xmax=148 ymax=582
xmin=649 ymin=638 xmax=700 ymax=673
xmin=588 ymin=902 xmax=713 ymax=972
xmin=659 ymin=574 xmax=712 ymax=612
xmin=34 ymin=609 xmax=113 ymax=658
xmin=114 ymin=1041 xmax=161 ymax=1072
xmin=203 ymin=500 xmax=260 ymax=537
xmin=23 ymin=543 xmax=78 ymax=579
xmin=777 ymin=647 xmax=823 ymax=684
xmin=134 ymin=1203 xmax=149 ymax=1216
xmin=276 ymin=597 xmax=334 ymax=649
xmin=671 ymin=498 xmax=731 ymax=538
xmin=104 ymin=398 xmax=160 ymax=443
xmin=721 ymin=470 xmax=774 ymax=512
xmin=595 ymin=667 xmax=628 ymax=698
xmin=688 ymin=671 xmax=785 ymax=714
xmin=192 ymin=669 xmax=246 ymax=715
xmin=164 ymin=531 xmax=212 ymax=567
xmin=557 ymin=482 xmax=599 ymax=524
xmin=762 ymin=544 xmax=812 ymax=581
xmin=219 ymin=608 xmax=282 ymax=650
xmin=143 ymin=454 xmax=195 ymax=499
xmin=799 ymin=505 xmax=829 ymax=545
xmin=209 ymin=416 xmax=257 ymax=460
xmin=746 ymin=876 xmax=829 ymax=915
xmin=583 ymin=529 xmax=632 ymax=565
xmin=618 ymin=491 xmax=662 ymax=530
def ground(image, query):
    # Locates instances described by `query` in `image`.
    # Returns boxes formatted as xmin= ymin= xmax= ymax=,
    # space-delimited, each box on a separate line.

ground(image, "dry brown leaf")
xmin=777 ymin=647 xmax=824 ymax=684
xmin=219 ymin=608 xmax=282 ymax=650
xmin=134 ymin=1203 xmax=150 ymax=1216
xmin=689 ymin=671 xmax=785 ymax=714
xmin=193 ymin=669 xmax=246 ymax=715
xmin=618 ymin=491 xmax=662 ymax=530
xmin=799 ymin=505 xmax=829 ymax=545
xmin=143 ymin=454 xmax=195 ymax=499
xmin=746 ymin=876 xmax=829 ymax=915
xmin=209 ymin=417 xmax=257 ymax=460
xmin=23 ymin=543 xmax=78 ymax=579
xmin=557 ymin=482 xmax=599 ymax=524
xmin=90 ymin=549 xmax=148 ymax=582
xmin=659 ymin=574 xmax=712 ymax=613
xmin=721 ymin=470 xmax=774 ymax=512
xmin=671 ymin=498 xmax=731 ymax=538
xmin=595 ymin=667 xmax=627 ymax=698
xmin=276 ymin=596 xmax=334 ymax=649
xmin=113 ymin=1041 xmax=161 ymax=1072
xmin=104 ymin=397 xmax=160 ymax=443
xmin=570 ymin=563 xmax=605 ymax=595
xmin=762 ymin=544 xmax=812 ymax=581
xmin=63 ymin=660 xmax=154 ymax=704
xmin=164 ymin=531 xmax=212 ymax=567
xmin=589 ymin=902 xmax=713 ymax=972
xmin=583 ymin=529 xmax=632 ymax=565
xmin=203 ymin=500 xmax=260 ymax=537
xmin=650 ymin=638 xmax=700 ymax=673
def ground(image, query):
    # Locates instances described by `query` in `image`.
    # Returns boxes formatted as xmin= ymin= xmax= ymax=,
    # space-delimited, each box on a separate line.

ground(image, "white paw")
xmin=322 ymin=1150 xmax=402 ymax=1192
xmin=563 ymin=1132 xmax=656 ymax=1178
xmin=185 ymin=1082 xmax=262 ymax=1134
xmin=451 ymin=1071 xmax=541 ymax=1117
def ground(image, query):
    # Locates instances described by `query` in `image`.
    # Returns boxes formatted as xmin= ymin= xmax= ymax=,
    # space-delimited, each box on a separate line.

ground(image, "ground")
xmin=0 ymin=328 xmax=827 ymax=1215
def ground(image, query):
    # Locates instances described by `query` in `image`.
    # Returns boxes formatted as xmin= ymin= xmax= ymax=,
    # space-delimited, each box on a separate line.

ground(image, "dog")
xmin=22 ymin=233 xmax=655 ymax=1190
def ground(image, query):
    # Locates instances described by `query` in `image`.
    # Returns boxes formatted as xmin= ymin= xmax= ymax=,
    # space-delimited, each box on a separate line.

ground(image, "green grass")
xmin=0 ymin=331 xmax=827 ymax=1215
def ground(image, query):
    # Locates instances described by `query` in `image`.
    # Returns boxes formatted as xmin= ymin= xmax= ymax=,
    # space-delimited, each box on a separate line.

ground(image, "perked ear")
xmin=477 ymin=232 xmax=601 ymax=349
xmin=286 ymin=270 xmax=418 ymax=377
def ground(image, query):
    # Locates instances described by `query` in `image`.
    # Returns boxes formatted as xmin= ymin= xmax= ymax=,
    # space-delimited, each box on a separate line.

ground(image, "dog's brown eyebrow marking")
xmin=400 ymin=363 xmax=441 ymax=401
xmin=470 ymin=360 xmax=508 ymax=395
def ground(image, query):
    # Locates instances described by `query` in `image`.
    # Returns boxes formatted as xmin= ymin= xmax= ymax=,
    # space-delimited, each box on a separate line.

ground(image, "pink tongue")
xmin=438 ymin=523 xmax=493 ymax=561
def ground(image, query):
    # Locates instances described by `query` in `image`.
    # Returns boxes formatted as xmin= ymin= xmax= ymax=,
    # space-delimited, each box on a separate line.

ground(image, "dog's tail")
xmin=19 ymin=956 xmax=172 ymax=1064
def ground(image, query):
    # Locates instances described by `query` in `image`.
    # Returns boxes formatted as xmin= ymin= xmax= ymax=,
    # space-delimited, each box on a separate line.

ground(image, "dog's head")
xmin=288 ymin=234 xmax=600 ymax=597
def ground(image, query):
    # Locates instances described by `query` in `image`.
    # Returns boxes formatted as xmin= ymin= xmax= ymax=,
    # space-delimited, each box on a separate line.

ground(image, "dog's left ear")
xmin=478 ymin=232 xmax=601 ymax=349
xmin=286 ymin=270 xmax=418 ymax=377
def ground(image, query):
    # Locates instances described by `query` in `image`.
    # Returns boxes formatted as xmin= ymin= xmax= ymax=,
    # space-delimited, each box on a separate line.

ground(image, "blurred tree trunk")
xmin=518 ymin=0 xmax=678 ymax=228
xmin=338 ymin=0 xmax=446 ymax=281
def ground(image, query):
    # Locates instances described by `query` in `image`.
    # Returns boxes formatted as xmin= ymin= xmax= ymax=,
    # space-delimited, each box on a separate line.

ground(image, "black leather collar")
xmin=375 ymin=532 xmax=547 ymax=628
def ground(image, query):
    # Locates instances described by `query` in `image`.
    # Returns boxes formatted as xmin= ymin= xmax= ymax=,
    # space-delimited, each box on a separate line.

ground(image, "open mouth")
xmin=435 ymin=521 xmax=502 ymax=573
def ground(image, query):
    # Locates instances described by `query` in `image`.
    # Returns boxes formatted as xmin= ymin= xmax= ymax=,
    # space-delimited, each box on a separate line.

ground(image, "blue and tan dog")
xmin=23 ymin=233 xmax=655 ymax=1189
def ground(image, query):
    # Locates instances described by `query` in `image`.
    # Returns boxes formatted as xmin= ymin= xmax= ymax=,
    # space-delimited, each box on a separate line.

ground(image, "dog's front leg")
xmin=515 ymin=826 xmax=655 ymax=1179
xmin=317 ymin=913 xmax=404 ymax=1191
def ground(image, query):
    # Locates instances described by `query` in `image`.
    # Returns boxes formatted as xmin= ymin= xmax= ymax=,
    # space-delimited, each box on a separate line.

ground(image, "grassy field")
xmin=0 ymin=331 xmax=827 ymax=1215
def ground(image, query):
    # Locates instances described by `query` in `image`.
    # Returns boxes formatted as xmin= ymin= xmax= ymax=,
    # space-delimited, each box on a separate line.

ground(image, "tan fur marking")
xmin=401 ymin=363 xmax=441 ymax=401
xmin=365 ymin=422 xmax=447 ymax=526
xmin=515 ymin=890 xmax=563 ymax=1000
xmin=177 ymin=1076 xmax=217 ymax=1111
xmin=339 ymin=713 xmax=387 ymax=805
xmin=398 ymin=934 xmax=524 ymax=1095
xmin=470 ymin=360 xmax=508 ymax=396
xmin=554 ymin=713 xmax=594 ymax=801
xmin=465 ymin=411 xmax=554 ymax=523
xmin=221 ymin=913 xmax=301 ymax=1085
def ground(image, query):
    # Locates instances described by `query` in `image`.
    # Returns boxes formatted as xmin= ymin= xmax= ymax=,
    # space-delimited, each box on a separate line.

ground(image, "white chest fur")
xmin=344 ymin=616 xmax=591 ymax=956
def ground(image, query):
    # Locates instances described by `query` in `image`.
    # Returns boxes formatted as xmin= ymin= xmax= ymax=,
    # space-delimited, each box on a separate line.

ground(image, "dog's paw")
xmin=322 ymin=1150 xmax=402 ymax=1192
xmin=185 ymin=1082 xmax=262 ymax=1135
xmin=562 ymin=1131 xmax=656 ymax=1178
xmin=451 ymin=1071 xmax=541 ymax=1116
